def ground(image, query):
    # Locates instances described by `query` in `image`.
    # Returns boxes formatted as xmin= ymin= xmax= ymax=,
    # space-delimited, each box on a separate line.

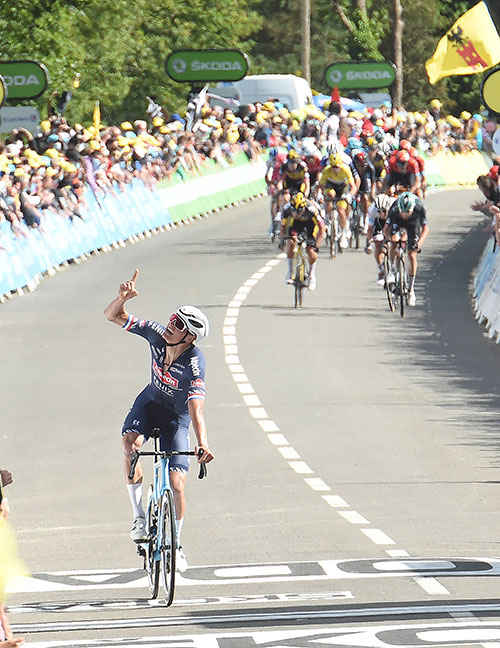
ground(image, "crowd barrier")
xmin=424 ymin=150 xmax=491 ymax=188
xmin=0 ymin=152 xmax=266 ymax=300
xmin=473 ymin=236 xmax=500 ymax=343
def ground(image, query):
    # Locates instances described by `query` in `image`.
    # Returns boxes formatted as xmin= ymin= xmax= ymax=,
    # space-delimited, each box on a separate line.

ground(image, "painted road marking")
xmin=361 ymin=529 xmax=396 ymax=545
xmin=7 ymin=558 xmax=500 ymax=593
xmin=7 ymin=590 xmax=353 ymax=615
xmin=17 ymin=619 xmax=500 ymax=646
xmin=221 ymin=255 xmax=464 ymax=597
xmin=413 ymin=576 xmax=451 ymax=596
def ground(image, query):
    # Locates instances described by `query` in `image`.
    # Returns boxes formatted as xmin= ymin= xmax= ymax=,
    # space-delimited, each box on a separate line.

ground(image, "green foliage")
xmin=0 ymin=0 xmax=496 ymax=122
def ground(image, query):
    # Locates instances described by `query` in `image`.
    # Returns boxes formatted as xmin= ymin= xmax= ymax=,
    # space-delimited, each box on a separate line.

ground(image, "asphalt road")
xmin=2 ymin=187 xmax=500 ymax=647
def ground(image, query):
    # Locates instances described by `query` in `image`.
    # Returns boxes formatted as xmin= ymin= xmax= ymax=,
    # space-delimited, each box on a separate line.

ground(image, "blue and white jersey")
xmin=122 ymin=315 xmax=206 ymax=419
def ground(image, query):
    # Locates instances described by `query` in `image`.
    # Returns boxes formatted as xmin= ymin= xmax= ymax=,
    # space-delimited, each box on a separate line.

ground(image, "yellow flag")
xmin=93 ymin=100 xmax=101 ymax=139
xmin=425 ymin=1 xmax=500 ymax=85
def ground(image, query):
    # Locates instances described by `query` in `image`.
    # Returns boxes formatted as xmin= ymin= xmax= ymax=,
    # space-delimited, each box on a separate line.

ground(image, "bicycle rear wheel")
xmin=145 ymin=490 xmax=160 ymax=599
xmin=160 ymin=490 xmax=176 ymax=606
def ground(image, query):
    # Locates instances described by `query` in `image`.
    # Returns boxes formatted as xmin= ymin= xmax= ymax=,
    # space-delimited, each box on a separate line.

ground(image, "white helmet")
xmin=176 ymin=305 xmax=209 ymax=342
xmin=373 ymin=193 xmax=395 ymax=212
xmin=302 ymin=141 xmax=319 ymax=157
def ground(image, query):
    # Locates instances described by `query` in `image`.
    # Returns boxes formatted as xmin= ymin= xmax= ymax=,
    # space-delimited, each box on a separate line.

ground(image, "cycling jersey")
xmin=319 ymin=164 xmax=354 ymax=193
xmin=122 ymin=315 xmax=206 ymax=421
xmin=282 ymin=199 xmax=322 ymax=244
xmin=387 ymin=154 xmax=419 ymax=176
xmin=280 ymin=160 xmax=309 ymax=192
xmin=353 ymin=160 xmax=376 ymax=193
xmin=385 ymin=198 xmax=427 ymax=250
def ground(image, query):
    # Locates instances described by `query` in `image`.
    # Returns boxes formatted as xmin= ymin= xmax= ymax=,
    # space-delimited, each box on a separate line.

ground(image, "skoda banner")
xmin=325 ymin=61 xmax=396 ymax=90
xmin=0 ymin=75 xmax=6 ymax=107
xmin=0 ymin=60 xmax=49 ymax=101
xmin=165 ymin=49 xmax=249 ymax=83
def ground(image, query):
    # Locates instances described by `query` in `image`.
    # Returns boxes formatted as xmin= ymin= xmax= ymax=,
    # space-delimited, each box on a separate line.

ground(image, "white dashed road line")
xmin=223 ymin=252 xmax=451 ymax=598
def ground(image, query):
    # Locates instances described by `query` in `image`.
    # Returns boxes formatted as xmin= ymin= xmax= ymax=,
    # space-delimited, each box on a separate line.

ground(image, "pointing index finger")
xmin=131 ymin=268 xmax=139 ymax=283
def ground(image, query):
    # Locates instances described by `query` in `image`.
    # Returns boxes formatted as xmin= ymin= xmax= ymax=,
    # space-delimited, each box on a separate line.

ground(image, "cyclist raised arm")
xmin=104 ymin=270 xmax=214 ymax=572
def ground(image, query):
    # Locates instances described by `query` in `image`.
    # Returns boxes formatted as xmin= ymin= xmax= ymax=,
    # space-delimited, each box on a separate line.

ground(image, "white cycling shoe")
xmin=130 ymin=516 xmax=147 ymax=542
xmin=308 ymin=275 xmax=316 ymax=291
xmin=408 ymin=290 xmax=416 ymax=307
xmin=285 ymin=271 xmax=294 ymax=285
xmin=176 ymin=547 xmax=188 ymax=573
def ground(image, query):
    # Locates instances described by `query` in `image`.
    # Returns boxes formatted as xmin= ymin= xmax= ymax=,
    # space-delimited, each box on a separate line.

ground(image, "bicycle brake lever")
xmin=197 ymin=449 xmax=207 ymax=479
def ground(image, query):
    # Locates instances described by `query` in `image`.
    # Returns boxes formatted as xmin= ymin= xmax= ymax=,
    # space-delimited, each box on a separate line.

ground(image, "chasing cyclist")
xmin=318 ymin=152 xmax=357 ymax=249
xmin=365 ymin=193 xmax=395 ymax=285
xmin=276 ymin=149 xmax=310 ymax=210
xmin=383 ymin=192 xmax=429 ymax=307
xmin=104 ymin=270 xmax=214 ymax=572
xmin=281 ymin=192 xmax=325 ymax=291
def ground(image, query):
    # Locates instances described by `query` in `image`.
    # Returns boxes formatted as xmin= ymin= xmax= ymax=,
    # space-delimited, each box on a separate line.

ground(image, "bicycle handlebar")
xmin=128 ymin=449 xmax=207 ymax=481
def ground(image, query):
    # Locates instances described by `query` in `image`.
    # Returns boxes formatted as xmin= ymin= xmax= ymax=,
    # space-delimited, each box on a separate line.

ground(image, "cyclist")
xmin=409 ymin=146 xmax=426 ymax=199
xmin=276 ymin=149 xmax=310 ymax=211
xmin=301 ymin=141 xmax=323 ymax=187
xmin=281 ymin=192 xmax=325 ymax=291
xmin=351 ymin=149 xmax=376 ymax=232
xmin=385 ymin=149 xmax=421 ymax=195
xmin=104 ymin=269 xmax=214 ymax=571
xmin=265 ymin=148 xmax=287 ymax=235
xmin=383 ymin=192 xmax=429 ymax=307
xmin=365 ymin=193 xmax=395 ymax=285
xmin=318 ymin=152 xmax=357 ymax=249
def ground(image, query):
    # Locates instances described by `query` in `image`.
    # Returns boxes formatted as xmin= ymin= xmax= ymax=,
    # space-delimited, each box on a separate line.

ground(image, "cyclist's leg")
xmin=285 ymin=234 xmax=296 ymax=283
xmin=121 ymin=394 xmax=151 ymax=529
xmin=406 ymin=228 xmax=420 ymax=304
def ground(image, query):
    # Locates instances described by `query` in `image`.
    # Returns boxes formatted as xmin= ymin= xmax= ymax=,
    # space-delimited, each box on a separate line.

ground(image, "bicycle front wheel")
xmin=160 ymin=489 xmax=176 ymax=606
xmin=145 ymin=490 xmax=160 ymax=599
xmin=383 ymin=254 xmax=395 ymax=312
xmin=399 ymin=257 xmax=407 ymax=318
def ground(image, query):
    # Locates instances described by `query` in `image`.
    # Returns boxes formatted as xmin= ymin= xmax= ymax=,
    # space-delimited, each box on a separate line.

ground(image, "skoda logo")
xmin=172 ymin=58 xmax=187 ymax=74
xmin=329 ymin=70 xmax=343 ymax=84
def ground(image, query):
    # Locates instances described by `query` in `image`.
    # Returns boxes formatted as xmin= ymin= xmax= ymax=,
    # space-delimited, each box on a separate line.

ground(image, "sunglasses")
xmin=168 ymin=313 xmax=187 ymax=332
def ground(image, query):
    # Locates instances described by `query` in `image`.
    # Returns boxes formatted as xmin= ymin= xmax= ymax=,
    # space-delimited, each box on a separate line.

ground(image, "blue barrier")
xmin=0 ymin=180 xmax=175 ymax=298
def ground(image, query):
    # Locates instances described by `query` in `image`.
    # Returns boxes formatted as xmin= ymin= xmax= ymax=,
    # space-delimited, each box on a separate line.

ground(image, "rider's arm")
xmin=418 ymin=222 xmax=429 ymax=248
xmin=188 ymin=399 xmax=214 ymax=463
xmin=104 ymin=269 xmax=138 ymax=326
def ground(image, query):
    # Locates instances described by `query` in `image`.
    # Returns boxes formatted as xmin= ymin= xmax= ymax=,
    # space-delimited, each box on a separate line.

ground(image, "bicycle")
xmin=383 ymin=239 xmax=409 ymax=318
xmin=287 ymin=231 xmax=310 ymax=308
xmin=128 ymin=429 xmax=207 ymax=606
xmin=349 ymin=196 xmax=362 ymax=250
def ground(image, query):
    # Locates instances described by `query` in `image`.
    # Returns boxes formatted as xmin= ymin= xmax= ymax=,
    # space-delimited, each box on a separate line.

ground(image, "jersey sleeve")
xmin=122 ymin=315 xmax=166 ymax=343
xmin=187 ymin=349 xmax=206 ymax=403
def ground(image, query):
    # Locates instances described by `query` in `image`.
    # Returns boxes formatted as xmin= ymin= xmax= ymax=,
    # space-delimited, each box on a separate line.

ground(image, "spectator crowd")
xmin=0 ymin=93 xmax=499 ymax=247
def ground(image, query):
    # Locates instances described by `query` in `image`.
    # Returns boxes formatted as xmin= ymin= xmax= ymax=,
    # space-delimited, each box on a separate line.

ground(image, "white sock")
xmin=127 ymin=483 xmax=145 ymax=518
xmin=309 ymin=262 xmax=316 ymax=278
xmin=176 ymin=518 xmax=184 ymax=545
xmin=287 ymin=258 xmax=293 ymax=273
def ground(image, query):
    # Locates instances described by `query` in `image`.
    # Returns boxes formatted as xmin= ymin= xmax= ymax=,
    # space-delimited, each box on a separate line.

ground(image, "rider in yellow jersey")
xmin=318 ymin=153 xmax=357 ymax=249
